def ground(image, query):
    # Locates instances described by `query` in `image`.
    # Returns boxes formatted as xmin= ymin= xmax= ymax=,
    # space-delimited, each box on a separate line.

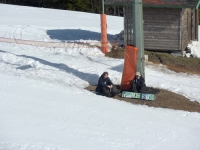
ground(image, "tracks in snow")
xmin=0 ymin=25 xmax=103 ymax=49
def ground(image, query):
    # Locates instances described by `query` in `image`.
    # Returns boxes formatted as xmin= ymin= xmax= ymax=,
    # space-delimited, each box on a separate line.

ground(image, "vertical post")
xmin=198 ymin=10 xmax=200 ymax=41
xmin=123 ymin=7 xmax=127 ymax=46
xmin=101 ymin=14 xmax=108 ymax=53
xmin=179 ymin=9 xmax=183 ymax=50
xmin=196 ymin=9 xmax=199 ymax=41
xmin=114 ymin=5 xmax=116 ymax=16
xmin=102 ymin=0 xmax=104 ymax=14
xmin=101 ymin=0 xmax=108 ymax=53
xmin=132 ymin=0 xmax=145 ymax=79
xmin=191 ymin=9 xmax=195 ymax=40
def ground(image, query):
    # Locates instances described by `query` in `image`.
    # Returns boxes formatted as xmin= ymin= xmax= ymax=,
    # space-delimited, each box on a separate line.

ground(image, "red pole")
xmin=121 ymin=45 xmax=138 ymax=91
xmin=100 ymin=14 xmax=108 ymax=53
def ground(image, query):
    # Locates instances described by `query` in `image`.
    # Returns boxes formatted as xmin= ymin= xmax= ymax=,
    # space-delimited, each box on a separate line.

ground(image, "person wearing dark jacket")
xmin=96 ymin=72 xmax=119 ymax=97
xmin=130 ymin=72 xmax=146 ymax=93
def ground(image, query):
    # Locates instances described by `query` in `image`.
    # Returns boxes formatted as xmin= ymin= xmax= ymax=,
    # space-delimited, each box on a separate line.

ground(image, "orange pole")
xmin=100 ymin=14 xmax=108 ymax=53
xmin=121 ymin=45 xmax=138 ymax=91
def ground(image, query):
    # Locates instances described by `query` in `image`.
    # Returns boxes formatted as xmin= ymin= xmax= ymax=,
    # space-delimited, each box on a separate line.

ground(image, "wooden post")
xmin=191 ymin=9 xmax=196 ymax=40
xmin=196 ymin=9 xmax=199 ymax=40
xmin=179 ymin=9 xmax=183 ymax=50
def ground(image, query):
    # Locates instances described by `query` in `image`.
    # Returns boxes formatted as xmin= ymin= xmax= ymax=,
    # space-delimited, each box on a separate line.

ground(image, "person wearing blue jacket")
xmin=96 ymin=72 xmax=119 ymax=97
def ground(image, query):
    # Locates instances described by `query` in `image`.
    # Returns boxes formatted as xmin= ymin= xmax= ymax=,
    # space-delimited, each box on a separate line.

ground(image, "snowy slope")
xmin=0 ymin=4 xmax=200 ymax=150
xmin=1 ymin=73 xmax=200 ymax=150
xmin=0 ymin=4 xmax=122 ymax=41
xmin=0 ymin=4 xmax=199 ymax=102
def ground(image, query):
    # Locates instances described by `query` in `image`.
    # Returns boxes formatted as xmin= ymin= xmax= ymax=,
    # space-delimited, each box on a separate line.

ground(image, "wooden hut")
xmin=105 ymin=0 xmax=200 ymax=51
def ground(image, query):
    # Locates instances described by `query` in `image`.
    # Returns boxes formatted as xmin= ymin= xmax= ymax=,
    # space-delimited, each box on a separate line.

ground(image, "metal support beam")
xmin=196 ymin=0 xmax=200 ymax=9
xmin=132 ymin=0 xmax=145 ymax=78
xmin=102 ymin=0 xmax=105 ymax=14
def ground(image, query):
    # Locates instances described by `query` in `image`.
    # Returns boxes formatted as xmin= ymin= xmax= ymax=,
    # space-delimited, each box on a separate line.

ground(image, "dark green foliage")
xmin=0 ymin=0 xmax=123 ymax=15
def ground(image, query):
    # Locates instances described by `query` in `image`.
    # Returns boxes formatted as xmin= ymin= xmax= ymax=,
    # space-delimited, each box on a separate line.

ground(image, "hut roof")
xmin=105 ymin=0 xmax=200 ymax=9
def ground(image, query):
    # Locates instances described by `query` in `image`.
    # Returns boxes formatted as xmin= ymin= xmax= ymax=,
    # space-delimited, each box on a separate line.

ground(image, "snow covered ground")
xmin=0 ymin=4 xmax=200 ymax=150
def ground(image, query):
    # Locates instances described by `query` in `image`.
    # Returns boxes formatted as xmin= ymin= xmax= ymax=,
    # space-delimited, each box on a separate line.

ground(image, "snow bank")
xmin=187 ymin=41 xmax=200 ymax=58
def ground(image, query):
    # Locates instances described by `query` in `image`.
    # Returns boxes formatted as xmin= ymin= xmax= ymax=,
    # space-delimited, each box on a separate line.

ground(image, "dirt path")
xmin=86 ymin=86 xmax=200 ymax=113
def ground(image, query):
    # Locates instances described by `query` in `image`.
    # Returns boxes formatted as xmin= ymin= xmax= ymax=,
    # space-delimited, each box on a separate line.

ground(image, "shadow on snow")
xmin=46 ymin=29 xmax=113 ymax=41
xmin=0 ymin=50 xmax=99 ymax=85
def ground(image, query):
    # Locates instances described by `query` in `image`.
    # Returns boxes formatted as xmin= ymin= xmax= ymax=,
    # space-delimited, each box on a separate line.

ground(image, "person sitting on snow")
xmin=130 ymin=71 xmax=146 ymax=93
xmin=96 ymin=72 xmax=119 ymax=97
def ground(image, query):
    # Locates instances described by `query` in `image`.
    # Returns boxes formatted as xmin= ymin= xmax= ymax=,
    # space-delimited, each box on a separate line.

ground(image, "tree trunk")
xmin=118 ymin=6 xmax=120 ymax=16
xmin=43 ymin=0 xmax=45 ymax=8
xmin=91 ymin=0 xmax=94 ymax=13
xmin=114 ymin=5 xmax=116 ymax=16
xmin=38 ymin=0 xmax=40 ymax=7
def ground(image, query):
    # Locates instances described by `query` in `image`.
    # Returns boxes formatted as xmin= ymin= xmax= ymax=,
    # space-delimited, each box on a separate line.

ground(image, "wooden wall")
xmin=124 ymin=7 xmax=198 ymax=51
xmin=143 ymin=8 xmax=181 ymax=51
xmin=181 ymin=8 xmax=195 ymax=50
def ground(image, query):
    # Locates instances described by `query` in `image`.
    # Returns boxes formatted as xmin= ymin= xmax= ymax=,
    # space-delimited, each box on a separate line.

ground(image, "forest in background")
xmin=0 ymin=0 xmax=124 ymax=16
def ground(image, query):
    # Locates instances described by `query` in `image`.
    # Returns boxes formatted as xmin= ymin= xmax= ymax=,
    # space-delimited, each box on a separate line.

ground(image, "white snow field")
xmin=0 ymin=4 xmax=200 ymax=150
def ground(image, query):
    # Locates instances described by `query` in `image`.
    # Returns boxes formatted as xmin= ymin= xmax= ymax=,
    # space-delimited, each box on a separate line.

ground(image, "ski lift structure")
xmin=105 ymin=0 xmax=200 ymax=80
xmin=105 ymin=0 xmax=145 ymax=79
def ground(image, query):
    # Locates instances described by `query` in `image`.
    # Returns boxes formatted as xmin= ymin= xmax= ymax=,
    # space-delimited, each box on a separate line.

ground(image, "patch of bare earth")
xmin=106 ymin=47 xmax=200 ymax=75
xmin=86 ymin=86 xmax=200 ymax=113
xmin=102 ymin=47 xmax=200 ymax=112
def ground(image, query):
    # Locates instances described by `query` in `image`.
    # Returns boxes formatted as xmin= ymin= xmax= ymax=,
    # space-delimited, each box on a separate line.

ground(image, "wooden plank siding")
xmin=181 ymin=8 xmax=188 ymax=51
xmin=123 ymin=7 xmax=198 ymax=51
xmin=181 ymin=8 xmax=192 ymax=51
xmin=191 ymin=9 xmax=196 ymax=40
xmin=106 ymin=0 xmax=199 ymax=51
xmin=188 ymin=9 xmax=192 ymax=41
xmin=143 ymin=8 xmax=181 ymax=51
